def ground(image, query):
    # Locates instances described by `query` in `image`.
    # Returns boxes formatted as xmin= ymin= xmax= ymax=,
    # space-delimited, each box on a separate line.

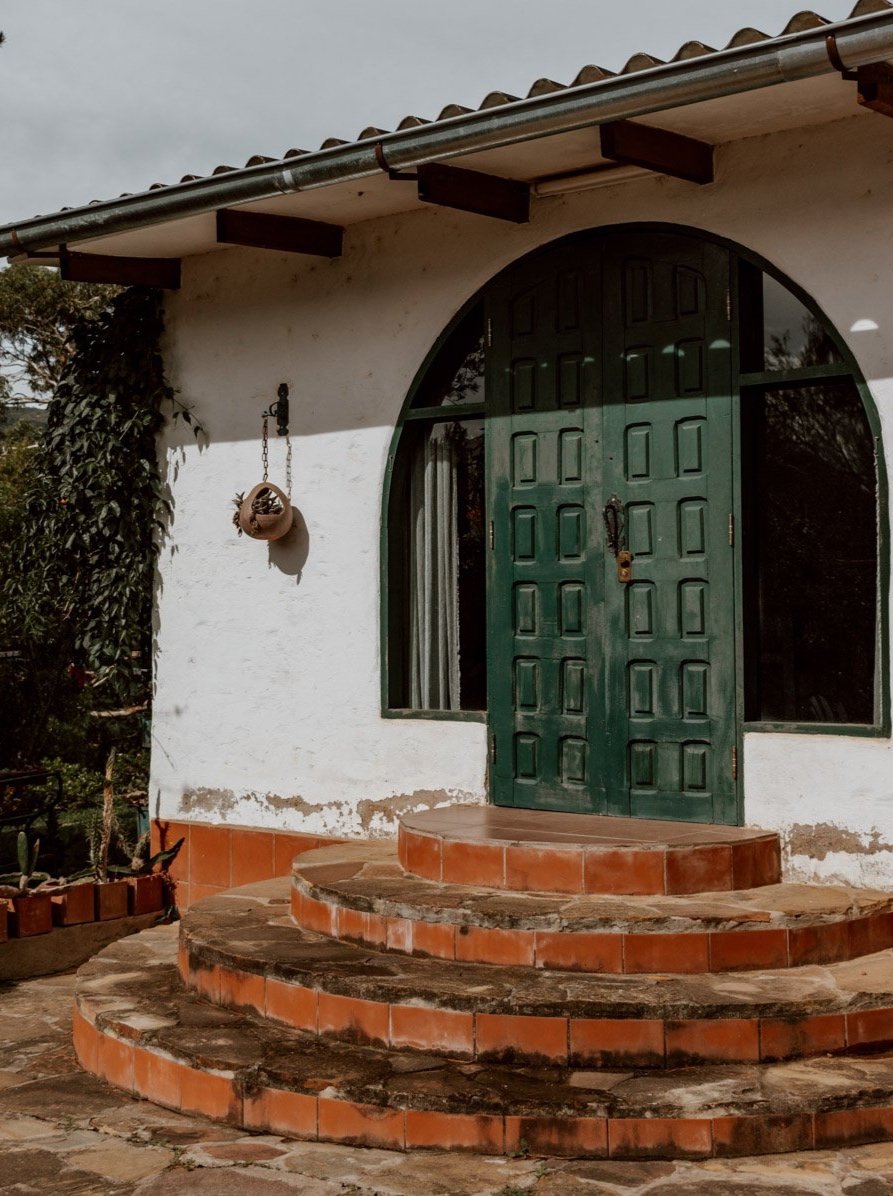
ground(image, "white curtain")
xmin=409 ymin=424 xmax=460 ymax=710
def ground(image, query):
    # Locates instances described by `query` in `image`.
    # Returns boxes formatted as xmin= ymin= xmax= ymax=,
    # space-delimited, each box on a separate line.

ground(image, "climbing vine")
xmin=1 ymin=286 xmax=196 ymax=762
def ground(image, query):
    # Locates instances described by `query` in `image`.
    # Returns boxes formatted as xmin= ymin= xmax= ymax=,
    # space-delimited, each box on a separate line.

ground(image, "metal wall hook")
xmin=263 ymin=383 xmax=290 ymax=436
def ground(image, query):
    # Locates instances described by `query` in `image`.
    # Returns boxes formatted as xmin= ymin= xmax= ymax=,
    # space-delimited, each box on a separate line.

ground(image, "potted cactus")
xmin=0 ymin=832 xmax=53 ymax=936
xmin=125 ymin=831 xmax=184 ymax=915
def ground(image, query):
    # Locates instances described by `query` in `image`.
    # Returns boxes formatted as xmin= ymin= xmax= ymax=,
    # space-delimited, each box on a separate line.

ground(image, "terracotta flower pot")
xmin=10 ymin=892 xmax=53 ymax=937
xmin=94 ymin=879 xmax=130 ymax=921
xmin=237 ymin=483 xmax=293 ymax=541
xmin=128 ymin=873 xmax=165 ymax=916
xmin=51 ymin=881 xmax=97 ymax=927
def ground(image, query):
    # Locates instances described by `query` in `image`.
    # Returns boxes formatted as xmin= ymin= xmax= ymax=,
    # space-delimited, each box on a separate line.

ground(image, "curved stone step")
xmin=399 ymin=806 xmax=780 ymax=895
xmin=180 ymin=881 xmax=893 ymax=1068
xmin=76 ymin=925 xmax=893 ymax=1160
xmin=292 ymin=842 xmax=893 ymax=974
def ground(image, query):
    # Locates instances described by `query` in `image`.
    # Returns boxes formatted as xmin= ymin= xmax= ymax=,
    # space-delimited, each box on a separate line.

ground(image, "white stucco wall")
xmin=152 ymin=109 xmax=893 ymax=879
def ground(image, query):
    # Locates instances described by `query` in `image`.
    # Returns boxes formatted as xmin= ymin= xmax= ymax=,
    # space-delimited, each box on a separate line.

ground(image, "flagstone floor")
xmin=3 ymin=969 xmax=893 ymax=1195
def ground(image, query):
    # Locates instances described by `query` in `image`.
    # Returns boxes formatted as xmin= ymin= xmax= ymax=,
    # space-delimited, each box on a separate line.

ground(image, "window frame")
xmin=380 ymin=228 xmax=889 ymax=736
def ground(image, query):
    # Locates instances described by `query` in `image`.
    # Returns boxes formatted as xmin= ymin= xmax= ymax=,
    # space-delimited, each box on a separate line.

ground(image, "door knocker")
xmin=603 ymin=495 xmax=634 ymax=583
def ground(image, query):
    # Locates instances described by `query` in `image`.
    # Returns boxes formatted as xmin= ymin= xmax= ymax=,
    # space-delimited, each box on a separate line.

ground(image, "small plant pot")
xmin=51 ymin=882 xmax=97 ymax=927
xmin=237 ymin=483 xmax=293 ymax=541
xmin=128 ymin=873 xmax=165 ymax=916
xmin=10 ymin=892 xmax=53 ymax=937
xmin=94 ymin=879 xmax=130 ymax=921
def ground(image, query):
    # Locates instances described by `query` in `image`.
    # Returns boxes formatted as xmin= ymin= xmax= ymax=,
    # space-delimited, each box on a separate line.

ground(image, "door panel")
xmin=486 ymin=247 xmax=604 ymax=811
xmin=486 ymin=232 xmax=738 ymax=823
xmin=601 ymin=235 xmax=737 ymax=823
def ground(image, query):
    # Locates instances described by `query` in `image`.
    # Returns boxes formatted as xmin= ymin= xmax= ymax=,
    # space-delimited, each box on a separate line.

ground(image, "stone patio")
xmin=4 ymin=968 xmax=893 ymax=1193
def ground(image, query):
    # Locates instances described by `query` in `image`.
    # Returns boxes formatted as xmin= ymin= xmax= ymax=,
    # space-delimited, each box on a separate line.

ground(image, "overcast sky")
xmin=0 ymin=0 xmax=860 ymax=228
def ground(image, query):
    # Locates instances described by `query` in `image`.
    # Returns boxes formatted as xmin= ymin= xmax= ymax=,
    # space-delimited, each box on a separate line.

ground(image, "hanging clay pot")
xmin=236 ymin=482 xmax=294 ymax=541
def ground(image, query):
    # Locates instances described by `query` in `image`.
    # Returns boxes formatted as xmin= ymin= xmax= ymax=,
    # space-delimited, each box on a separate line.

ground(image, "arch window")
xmin=383 ymin=238 xmax=885 ymax=734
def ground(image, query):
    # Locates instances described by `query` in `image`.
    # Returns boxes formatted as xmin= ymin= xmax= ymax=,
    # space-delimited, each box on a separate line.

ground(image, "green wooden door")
xmin=486 ymin=245 xmax=605 ymax=812
xmin=486 ymin=231 xmax=738 ymax=823
xmin=601 ymin=234 xmax=737 ymax=823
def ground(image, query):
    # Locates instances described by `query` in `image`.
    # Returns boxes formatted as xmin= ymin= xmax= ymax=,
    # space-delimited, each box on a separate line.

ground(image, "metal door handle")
xmin=603 ymin=495 xmax=634 ymax=583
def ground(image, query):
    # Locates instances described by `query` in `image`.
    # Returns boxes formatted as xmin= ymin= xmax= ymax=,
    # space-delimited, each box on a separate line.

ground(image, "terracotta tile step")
xmin=399 ymin=806 xmax=780 ymax=895
xmin=180 ymin=881 xmax=893 ymax=1067
xmin=76 ymin=925 xmax=893 ymax=1161
xmin=292 ymin=842 xmax=893 ymax=974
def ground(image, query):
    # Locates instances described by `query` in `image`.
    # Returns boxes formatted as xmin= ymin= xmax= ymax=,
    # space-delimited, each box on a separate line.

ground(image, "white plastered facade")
xmin=153 ymin=109 xmax=893 ymax=883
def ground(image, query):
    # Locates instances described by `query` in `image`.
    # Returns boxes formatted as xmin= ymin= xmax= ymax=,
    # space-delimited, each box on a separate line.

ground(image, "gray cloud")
xmin=0 ymin=0 xmax=859 ymax=226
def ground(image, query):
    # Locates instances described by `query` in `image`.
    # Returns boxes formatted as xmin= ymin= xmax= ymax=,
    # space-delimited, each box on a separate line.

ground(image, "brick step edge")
xmin=291 ymin=884 xmax=893 ymax=974
xmin=398 ymin=824 xmax=780 ymax=896
xmin=73 ymin=1003 xmax=893 ymax=1160
xmin=178 ymin=937 xmax=893 ymax=1068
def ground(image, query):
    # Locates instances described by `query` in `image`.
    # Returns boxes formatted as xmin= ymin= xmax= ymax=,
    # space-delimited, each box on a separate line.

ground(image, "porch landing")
xmin=73 ymin=807 xmax=893 ymax=1161
xmin=399 ymin=806 xmax=780 ymax=895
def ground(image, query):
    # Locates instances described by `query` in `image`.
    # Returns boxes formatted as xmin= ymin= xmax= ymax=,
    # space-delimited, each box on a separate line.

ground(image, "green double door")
xmin=486 ymin=232 xmax=738 ymax=824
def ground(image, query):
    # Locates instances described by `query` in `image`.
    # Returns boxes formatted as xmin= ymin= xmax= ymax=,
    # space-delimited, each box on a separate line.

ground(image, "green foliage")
xmin=0 ymin=417 xmax=40 ymax=549
xmin=0 ymin=288 xmax=177 ymax=763
xmin=0 ymin=265 xmax=116 ymax=402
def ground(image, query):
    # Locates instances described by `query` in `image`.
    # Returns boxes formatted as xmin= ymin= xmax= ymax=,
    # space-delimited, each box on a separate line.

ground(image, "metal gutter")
xmin=2 ymin=9 xmax=892 ymax=259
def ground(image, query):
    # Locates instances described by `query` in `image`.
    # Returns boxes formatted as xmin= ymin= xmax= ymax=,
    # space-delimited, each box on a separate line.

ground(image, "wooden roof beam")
xmin=216 ymin=209 xmax=343 ymax=257
xmin=60 ymin=249 xmax=181 ymax=289
xmin=415 ymin=163 xmax=530 ymax=223
xmin=599 ymin=120 xmax=714 ymax=185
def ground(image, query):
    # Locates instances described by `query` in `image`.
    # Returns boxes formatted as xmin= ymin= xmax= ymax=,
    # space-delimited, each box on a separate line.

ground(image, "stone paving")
xmin=5 ymin=969 xmax=893 ymax=1194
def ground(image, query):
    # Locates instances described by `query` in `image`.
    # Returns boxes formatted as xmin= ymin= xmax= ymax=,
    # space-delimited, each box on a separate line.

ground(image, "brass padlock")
xmin=616 ymin=548 xmax=634 ymax=584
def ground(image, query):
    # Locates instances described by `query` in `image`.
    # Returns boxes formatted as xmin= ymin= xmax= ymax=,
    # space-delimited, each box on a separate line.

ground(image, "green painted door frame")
xmin=486 ymin=230 xmax=740 ymax=824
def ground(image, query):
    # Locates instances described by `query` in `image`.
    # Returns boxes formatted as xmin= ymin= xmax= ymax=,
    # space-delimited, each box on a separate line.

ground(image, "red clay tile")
xmin=98 ymin=1032 xmax=135 ymax=1091
xmin=218 ymin=966 xmax=265 ymax=1015
xmin=244 ymin=1088 xmax=318 ymax=1138
xmin=411 ymin=920 xmax=456 ymax=960
xmin=72 ymin=1008 xmax=99 ymax=1074
xmin=475 ymin=1013 xmax=567 ymax=1063
xmin=336 ymin=905 xmax=369 ymax=944
xmin=622 ymin=932 xmax=710 ymax=974
xmin=318 ymin=1098 xmax=405 ymax=1149
xmin=814 ymin=1105 xmax=893 ymax=1149
xmin=760 ymin=1013 xmax=846 ymax=1061
xmin=867 ymin=910 xmax=893 ymax=954
xmin=731 ymin=837 xmax=780 ymax=890
xmin=455 ymin=925 xmax=535 ymax=967
xmin=569 ymin=1018 xmax=665 ymax=1068
xmin=584 ymin=848 xmax=665 ymax=896
xmin=189 ymin=882 xmax=226 ymax=905
xmin=189 ymin=824 xmax=232 ymax=888
xmin=847 ymin=916 xmax=877 ymax=960
xmin=386 ymin=917 xmax=413 ymax=953
xmin=172 ymin=881 xmax=192 ymax=913
xmin=442 ymin=840 xmax=506 ymax=888
xmin=665 ymin=845 xmax=732 ymax=895
xmin=788 ymin=920 xmax=850 ymax=966
xmin=403 ymin=831 xmax=442 ymax=882
xmin=608 ymin=1116 xmax=713 ymax=1159
xmin=504 ymin=845 xmax=583 ymax=894
xmin=709 ymin=928 xmax=789 ymax=971
xmin=265 ymin=978 xmax=318 ymax=1031
xmin=153 ymin=821 xmax=190 ymax=885
xmin=189 ymin=962 xmax=223 ymax=1002
xmin=713 ymin=1112 xmax=814 ymax=1157
xmin=180 ymin=1067 xmax=238 ymax=1120
xmin=133 ymin=1049 xmax=185 ymax=1109
xmin=846 ymin=1007 xmax=893 ymax=1049
xmin=364 ymin=912 xmax=388 ymax=948
xmin=534 ymin=931 xmax=623 ymax=973
xmin=318 ymin=992 xmax=389 ymax=1046
xmin=406 ymin=1110 xmax=504 ymax=1152
xmin=505 ymin=1115 xmax=607 ymax=1158
xmin=273 ymin=831 xmax=321 ymax=877
xmin=390 ymin=1004 xmax=474 ymax=1057
xmin=665 ymin=1018 xmax=760 ymax=1065
xmin=231 ymin=830 xmax=275 ymax=887
xmin=299 ymin=893 xmax=337 ymax=936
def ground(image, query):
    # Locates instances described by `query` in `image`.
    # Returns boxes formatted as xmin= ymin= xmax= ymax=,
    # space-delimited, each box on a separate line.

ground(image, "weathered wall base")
xmin=0 ymin=912 xmax=161 ymax=982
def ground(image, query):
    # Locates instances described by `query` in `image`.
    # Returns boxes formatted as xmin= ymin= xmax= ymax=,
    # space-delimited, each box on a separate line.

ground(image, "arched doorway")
xmin=383 ymin=226 xmax=883 ymax=825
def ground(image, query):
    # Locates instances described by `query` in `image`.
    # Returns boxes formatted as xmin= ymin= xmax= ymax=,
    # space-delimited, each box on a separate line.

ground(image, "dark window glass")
xmin=739 ymin=263 xmax=843 ymax=373
xmin=388 ymin=417 xmax=485 ymax=711
xmin=410 ymin=304 xmax=485 ymax=409
xmin=743 ymin=379 xmax=877 ymax=723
